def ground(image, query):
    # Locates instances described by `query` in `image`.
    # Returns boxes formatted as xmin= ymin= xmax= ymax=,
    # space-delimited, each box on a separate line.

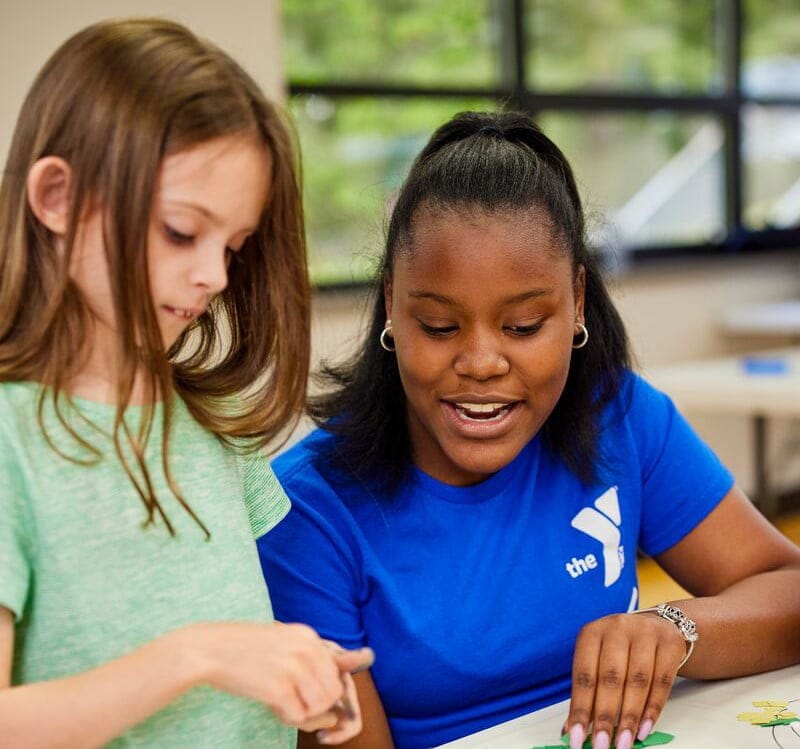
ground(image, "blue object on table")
xmin=740 ymin=356 xmax=790 ymax=375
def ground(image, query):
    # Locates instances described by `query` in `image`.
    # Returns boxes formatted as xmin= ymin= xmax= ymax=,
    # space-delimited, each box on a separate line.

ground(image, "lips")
xmin=441 ymin=397 xmax=522 ymax=437
xmin=163 ymin=305 xmax=203 ymax=320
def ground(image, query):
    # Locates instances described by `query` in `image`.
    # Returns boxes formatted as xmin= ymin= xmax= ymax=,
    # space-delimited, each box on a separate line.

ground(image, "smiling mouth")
xmin=453 ymin=402 xmax=517 ymax=422
xmin=163 ymin=305 xmax=199 ymax=320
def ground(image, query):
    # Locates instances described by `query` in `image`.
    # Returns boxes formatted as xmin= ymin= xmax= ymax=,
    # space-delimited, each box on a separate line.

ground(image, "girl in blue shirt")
xmin=259 ymin=111 xmax=800 ymax=749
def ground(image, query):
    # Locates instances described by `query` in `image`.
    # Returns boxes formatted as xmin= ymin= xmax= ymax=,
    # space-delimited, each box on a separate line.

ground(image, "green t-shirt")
xmin=0 ymin=382 xmax=295 ymax=748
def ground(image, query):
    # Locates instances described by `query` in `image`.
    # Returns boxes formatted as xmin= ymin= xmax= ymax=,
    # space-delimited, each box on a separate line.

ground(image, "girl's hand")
xmin=298 ymin=669 xmax=362 ymax=745
xmin=564 ymin=612 xmax=687 ymax=749
xmin=184 ymin=621 xmax=374 ymax=731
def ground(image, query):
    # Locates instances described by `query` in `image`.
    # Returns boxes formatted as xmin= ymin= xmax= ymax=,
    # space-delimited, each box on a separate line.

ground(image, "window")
xmin=282 ymin=0 xmax=800 ymax=285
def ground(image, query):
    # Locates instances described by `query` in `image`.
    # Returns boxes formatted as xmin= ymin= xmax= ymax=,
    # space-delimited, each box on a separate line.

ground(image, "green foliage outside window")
xmin=526 ymin=0 xmax=719 ymax=93
xmin=282 ymin=0 xmax=800 ymax=284
xmin=283 ymin=0 xmax=500 ymax=86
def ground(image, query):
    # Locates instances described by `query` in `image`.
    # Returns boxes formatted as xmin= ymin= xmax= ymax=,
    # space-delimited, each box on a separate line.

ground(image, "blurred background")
xmin=3 ymin=1 xmax=800 ymax=529
xmin=283 ymin=0 xmax=800 ymax=284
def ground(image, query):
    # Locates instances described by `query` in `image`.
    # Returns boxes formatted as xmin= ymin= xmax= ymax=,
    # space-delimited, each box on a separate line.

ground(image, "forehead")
xmin=157 ymin=135 xmax=272 ymax=222
xmin=395 ymin=206 xmax=572 ymax=289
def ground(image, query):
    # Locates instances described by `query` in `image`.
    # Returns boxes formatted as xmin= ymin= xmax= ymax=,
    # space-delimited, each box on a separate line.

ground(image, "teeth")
xmin=455 ymin=402 xmax=507 ymax=412
xmin=453 ymin=402 xmax=513 ymax=422
xmin=455 ymin=406 xmax=510 ymax=422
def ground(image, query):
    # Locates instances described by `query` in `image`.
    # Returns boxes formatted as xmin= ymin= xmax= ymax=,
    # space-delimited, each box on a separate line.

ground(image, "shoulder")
xmin=0 ymin=380 xmax=37 ymax=415
xmin=0 ymin=384 xmax=29 ymax=471
xmin=600 ymin=370 xmax=675 ymax=427
xmin=0 ymin=382 xmax=40 ymax=448
xmin=261 ymin=429 xmax=367 ymax=577
xmin=231 ymin=448 xmax=290 ymax=538
xmin=592 ymin=369 xmax=694 ymax=480
xmin=272 ymin=427 xmax=342 ymax=490
xmin=270 ymin=428 xmax=373 ymax=529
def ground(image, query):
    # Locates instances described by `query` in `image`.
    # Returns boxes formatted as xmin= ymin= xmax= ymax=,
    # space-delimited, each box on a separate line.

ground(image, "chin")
xmin=162 ymin=324 xmax=188 ymax=349
xmin=448 ymin=448 xmax=520 ymax=481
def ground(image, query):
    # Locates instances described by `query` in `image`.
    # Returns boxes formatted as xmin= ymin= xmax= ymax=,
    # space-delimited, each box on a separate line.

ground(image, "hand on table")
xmin=564 ymin=611 xmax=688 ymax=749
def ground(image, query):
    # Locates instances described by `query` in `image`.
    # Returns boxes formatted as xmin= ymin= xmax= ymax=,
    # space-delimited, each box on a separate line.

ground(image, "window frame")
xmin=286 ymin=0 xmax=800 ymax=288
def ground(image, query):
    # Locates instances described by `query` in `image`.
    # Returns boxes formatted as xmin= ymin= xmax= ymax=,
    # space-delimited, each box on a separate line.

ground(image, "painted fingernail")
xmin=593 ymin=730 xmax=610 ymax=749
xmin=316 ymin=730 xmax=332 ymax=744
xmin=569 ymin=723 xmax=586 ymax=749
xmin=637 ymin=718 xmax=654 ymax=741
xmin=615 ymin=729 xmax=633 ymax=749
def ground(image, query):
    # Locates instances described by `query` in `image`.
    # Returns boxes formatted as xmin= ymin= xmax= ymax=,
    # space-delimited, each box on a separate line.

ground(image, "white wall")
xmin=0 ymin=0 xmax=284 ymax=165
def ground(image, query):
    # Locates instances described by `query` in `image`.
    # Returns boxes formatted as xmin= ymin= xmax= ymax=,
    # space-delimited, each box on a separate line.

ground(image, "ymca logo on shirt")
xmin=566 ymin=486 xmax=624 ymax=587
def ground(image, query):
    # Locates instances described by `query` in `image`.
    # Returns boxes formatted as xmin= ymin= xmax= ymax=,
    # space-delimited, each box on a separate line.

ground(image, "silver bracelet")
xmin=634 ymin=603 xmax=698 ymax=671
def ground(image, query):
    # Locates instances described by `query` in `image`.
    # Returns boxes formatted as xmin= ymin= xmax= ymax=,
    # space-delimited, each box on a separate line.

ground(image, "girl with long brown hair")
xmin=0 ymin=17 xmax=371 ymax=748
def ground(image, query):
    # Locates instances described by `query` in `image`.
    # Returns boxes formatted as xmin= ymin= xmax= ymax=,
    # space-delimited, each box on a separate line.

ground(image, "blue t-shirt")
xmin=258 ymin=374 xmax=733 ymax=748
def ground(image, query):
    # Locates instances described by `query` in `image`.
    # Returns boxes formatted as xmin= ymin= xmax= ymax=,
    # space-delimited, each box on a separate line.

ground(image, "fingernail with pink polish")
xmin=615 ymin=729 xmax=633 ymax=749
xmin=593 ymin=730 xmax=610 ymax=749
xmin=637 ymin=718 xmax=654 ymax=742
xmin=569 ymin=723 xmax=586 ymax=749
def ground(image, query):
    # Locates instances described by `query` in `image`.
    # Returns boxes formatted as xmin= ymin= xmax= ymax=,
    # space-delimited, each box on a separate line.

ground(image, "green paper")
xmin=759 ymin=717 xmax=800 ymax=727
xmin=531 ymin=729 xmax=675 ymax=749
xmin=637 ymin=734 xmax=675 ymax=746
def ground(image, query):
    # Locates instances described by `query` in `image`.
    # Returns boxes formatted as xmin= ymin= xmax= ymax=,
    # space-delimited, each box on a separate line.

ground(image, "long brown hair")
xmin=0 ymin=18 xmax=310 ymax=536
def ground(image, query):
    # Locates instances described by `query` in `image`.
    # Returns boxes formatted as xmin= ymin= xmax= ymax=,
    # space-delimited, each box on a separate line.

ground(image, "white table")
xmin=647 ymin=347 xmax=800 ymax=519
xmin=721 ymin=301 xmax=800 ymax=339
xmin=436 ymin=664 xmax=800 ymax=748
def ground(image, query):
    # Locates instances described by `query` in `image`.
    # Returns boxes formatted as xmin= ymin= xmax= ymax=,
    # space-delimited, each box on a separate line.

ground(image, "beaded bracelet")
xmin=634 ymin=603 xmax=698 ymax=670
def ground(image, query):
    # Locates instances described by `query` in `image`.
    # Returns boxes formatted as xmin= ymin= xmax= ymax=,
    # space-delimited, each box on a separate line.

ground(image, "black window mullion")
xmin=497 ymin=0 xmax=526 ymax=109
xmin=720 ymin=0 xmax=743 ymax=235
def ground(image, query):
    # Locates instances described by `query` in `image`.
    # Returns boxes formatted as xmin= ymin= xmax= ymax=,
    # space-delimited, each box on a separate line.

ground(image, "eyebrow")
xmin=408 ymin=289 xmax=552 ymax=306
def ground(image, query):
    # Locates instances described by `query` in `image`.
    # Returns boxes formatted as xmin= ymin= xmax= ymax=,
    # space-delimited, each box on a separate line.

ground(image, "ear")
xmin=26 ymin=156 xmax=73 ymax=235
xmin=383 ymin=277 xmax=393 ymax=322
xmin=574 ymin=264 xmax=586 ymax=322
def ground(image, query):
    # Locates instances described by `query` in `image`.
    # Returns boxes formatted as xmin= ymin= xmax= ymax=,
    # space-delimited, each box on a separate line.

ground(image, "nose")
xmin=453 ymin=329 xmax=510 ymax=381
xmin=190 ymin=244 xmax=229 ymax=295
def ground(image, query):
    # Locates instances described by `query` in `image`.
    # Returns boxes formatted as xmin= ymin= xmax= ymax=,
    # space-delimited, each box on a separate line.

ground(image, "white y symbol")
xmin=570 ymin=487 xmax=623 ymax=587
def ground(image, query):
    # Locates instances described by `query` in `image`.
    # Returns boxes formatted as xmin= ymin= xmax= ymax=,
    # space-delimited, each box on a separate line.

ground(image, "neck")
xmin=67 ymin=324 xmax=166 ymax=406
xmin=67 ymin=370 xmax=161 ymax=405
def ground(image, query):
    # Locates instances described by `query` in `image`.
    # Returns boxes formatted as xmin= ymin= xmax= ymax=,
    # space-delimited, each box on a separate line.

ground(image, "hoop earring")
xmin=379 ymin=321 xmax=395 ymax=352
xmin=572 ymin=322 xmax=589 ymax=349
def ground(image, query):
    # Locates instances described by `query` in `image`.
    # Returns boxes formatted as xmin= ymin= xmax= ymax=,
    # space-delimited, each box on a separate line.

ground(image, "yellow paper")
xmin=737 ymin=700 xmax=797 ymax=725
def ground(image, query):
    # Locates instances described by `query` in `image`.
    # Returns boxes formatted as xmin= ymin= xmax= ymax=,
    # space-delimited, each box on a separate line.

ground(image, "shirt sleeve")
xmin=629 ymin=375 xmax=735 ymax=557
xmin=0 ymin=444 xmax=32 ymax=622
xmin=257 ymin=461 xmax=366 ymax=650
xmin=235 ymin=449 xmax=291 ymax=540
